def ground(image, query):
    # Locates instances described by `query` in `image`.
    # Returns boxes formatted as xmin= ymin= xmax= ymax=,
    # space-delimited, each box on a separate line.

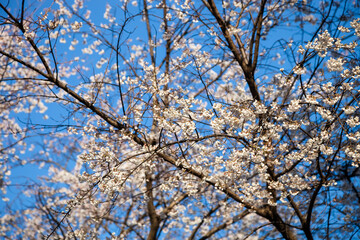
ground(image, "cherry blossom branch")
xmin=145 ymin=170 xmax=160 ymax=240
xmin=195 ymin=209 xmax=250 ymax=240
xmin=189 ymin=204 xmax=221 ymax=240
xmin=204 ymin=0 xmax=261 ymax=101
xmin=249 ymin=0 xmax=267 ymax=70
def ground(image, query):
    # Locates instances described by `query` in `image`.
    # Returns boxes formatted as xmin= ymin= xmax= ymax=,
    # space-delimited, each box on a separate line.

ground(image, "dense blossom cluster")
xmin=0 ymin=0 xmax=360 ymax=239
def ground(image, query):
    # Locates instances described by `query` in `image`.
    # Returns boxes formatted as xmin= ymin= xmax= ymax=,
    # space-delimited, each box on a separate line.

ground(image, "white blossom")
xmin=343 ymin=106 xmax=358 ymax=115
xmin=305 ymin=30 xmax=334 ymax=57
xmin=346 ymin=116 xmax=360 ymax=128
xmin=326 ymin=57 xmax=345 ymax=72
xmin=293 ymin=65 xmax=306 ymax=75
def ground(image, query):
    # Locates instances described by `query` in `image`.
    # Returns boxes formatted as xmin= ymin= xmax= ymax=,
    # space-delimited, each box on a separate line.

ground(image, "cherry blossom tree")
xmin=1 ymin=0 xmax=360 ymax=239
